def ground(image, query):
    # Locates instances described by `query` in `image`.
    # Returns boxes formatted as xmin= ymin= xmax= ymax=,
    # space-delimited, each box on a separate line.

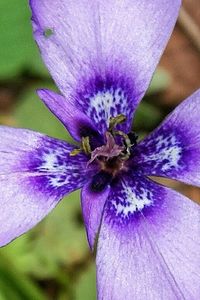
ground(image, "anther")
xmin=70 ymin=148 xmax=82 ymax=156
xmin=82 ymin=136 xmax=91 ymax=155
xmin=109 ymin=114 xmax=126 ymax=131
xmin=70 ymin=136 xmax=91 ymax=156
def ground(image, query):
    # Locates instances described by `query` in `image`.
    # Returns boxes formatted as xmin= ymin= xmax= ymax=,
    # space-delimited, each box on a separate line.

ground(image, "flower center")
xmin=88 ymin=131 xmax=126 ymax=177
xmin=91 ymin=115 xmax=138 ymax=175
xmin=91 ymin=116 xmax=138 ymax=192
xmin=70 ymin=114 xmax=138 ymax=183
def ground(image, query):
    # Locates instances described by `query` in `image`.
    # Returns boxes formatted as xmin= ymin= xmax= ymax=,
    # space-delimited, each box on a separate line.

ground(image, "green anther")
xmin=116 ymin=130 xmax=130 ymax=144
xmin=82 ymin=136 xmax=91 ymax=155
xmin=109 ymin=114 xmax=126 ymax=131
xmin=114 ymin=130 xmax=128 ymax=140
xmin=69 ymin=136 xmax=91 ymax=156
xmin=114 ymin=130 xmax=132 ymax=159
xmin=70 ymin=148 xmax=82 ymax=156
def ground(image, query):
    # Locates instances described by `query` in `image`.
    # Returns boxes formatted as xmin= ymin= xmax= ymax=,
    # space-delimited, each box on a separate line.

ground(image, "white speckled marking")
xmin=144 ymin=134 xmax=182 ymax=172
xmin=36 ymin=148 xmax=86 ymax=189
xmin=112 ymin=180 xmax=153 ymax=217
xmin=82 ymin=87 xmax=132 ymax=132
xmin=90 ymin=88 xmax=126 ymax=123
xmin=39 ymin=149 xmax=66 ymax=173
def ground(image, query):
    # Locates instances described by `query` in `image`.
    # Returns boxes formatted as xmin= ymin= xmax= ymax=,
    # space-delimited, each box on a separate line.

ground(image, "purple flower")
xmin=0 ymin=0 xmax=199 ymax=298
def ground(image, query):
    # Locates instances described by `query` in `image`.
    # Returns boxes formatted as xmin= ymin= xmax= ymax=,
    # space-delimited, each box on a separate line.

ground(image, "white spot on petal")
xmin=111 ymin=180 xmax=153 ymax=219
xmin=82 ymin=87 xmax=131 ymax=132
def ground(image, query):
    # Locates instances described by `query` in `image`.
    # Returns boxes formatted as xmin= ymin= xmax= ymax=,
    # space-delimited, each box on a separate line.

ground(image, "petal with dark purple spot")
xmin=96 ymin=175 xmax=200 ymax=299
xmin=0 ymin=126 xmax=95 ymax=246
xmin=30 ymin=0 xmax=181 ymax=134
xmin=132 ymin=89 xmax=200 ymax=187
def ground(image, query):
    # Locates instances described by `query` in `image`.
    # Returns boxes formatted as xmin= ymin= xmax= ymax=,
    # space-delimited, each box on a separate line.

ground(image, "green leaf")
xmin=28 ymin=191 xmax=89 ymax=278
xmin=0 ymin=0 xmax=48 ymax=78
xmin=134 ymin=101 xmax=163 ymax=131
xmin=0 ymin=227 xmax=40 ymax=276
xmin=147 ymin=68 xmax=170 ymax=95
xmin=0 ymin=289 xmax=7 ymax=300
xmin=14 ymin=84 xmax=72 ymax=141
xmin=1 ymin=191 xmax=89 ymax=280
xmin=0 ymin=254 xmax=46 ymax=300
xmin=75 ymin=264 xmax=96 ymax=300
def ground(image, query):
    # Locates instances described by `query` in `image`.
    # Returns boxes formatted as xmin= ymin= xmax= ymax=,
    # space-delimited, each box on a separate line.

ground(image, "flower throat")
xmin=70 ymin=114 xmax=138 ymax=183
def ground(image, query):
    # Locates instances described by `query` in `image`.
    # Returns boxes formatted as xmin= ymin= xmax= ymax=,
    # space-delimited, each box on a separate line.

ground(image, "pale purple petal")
xmin=96 ymin=174 xmax=200 ymax=300
xmin=81 ymin=178 xmax=110 ymax=249
xmin=132 ymin=89 xmax=200 ymax=187
xmin=0 ymin=126 xmax=95 ymax=246
xmin=30 ymin=0 xmax=181 ymax=134
xmin=37 ymin=89 xmax=100 ymax=142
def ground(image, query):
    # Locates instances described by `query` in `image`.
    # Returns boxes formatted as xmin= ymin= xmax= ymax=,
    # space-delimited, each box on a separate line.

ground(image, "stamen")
xmin=70 ymin=136 xmax=91 ymax=156
xmin=82 ymin=136 xmax=91 ymax=155
xmin=113 ymin=130 xmax=129 ymax=145
xmin=70 ymin=148 xmax=82 ymax=156
xmin=109 ymin=114 xmax=126 ymax=131
xmin=111 ymin=130 xmax=138 ymax=160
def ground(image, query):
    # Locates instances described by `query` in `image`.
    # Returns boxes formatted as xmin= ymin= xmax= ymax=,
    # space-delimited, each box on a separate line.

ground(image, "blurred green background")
xmin=1 ymin=0 xmax=195 ymax=299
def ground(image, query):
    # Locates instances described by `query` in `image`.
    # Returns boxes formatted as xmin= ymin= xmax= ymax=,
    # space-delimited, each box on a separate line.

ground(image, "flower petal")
xmin=132 ymin=89 xmax=200 ymax=187
xmin=81 ymin=176 xmax=110 ymax=250
xmin=96 ymin=174 xmax=200 ymax=300
xmin=37 ymin=89 xmax=100 ymax=142
xmin=0 ymin=126 xmax=94 ymax=246
xmin=30 ymin=0 xmax=181 ymax=134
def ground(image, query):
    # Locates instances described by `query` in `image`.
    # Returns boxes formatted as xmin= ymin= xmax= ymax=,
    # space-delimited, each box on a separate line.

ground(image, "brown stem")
xmin=178 ymin=7 xmax=200 ymax=53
